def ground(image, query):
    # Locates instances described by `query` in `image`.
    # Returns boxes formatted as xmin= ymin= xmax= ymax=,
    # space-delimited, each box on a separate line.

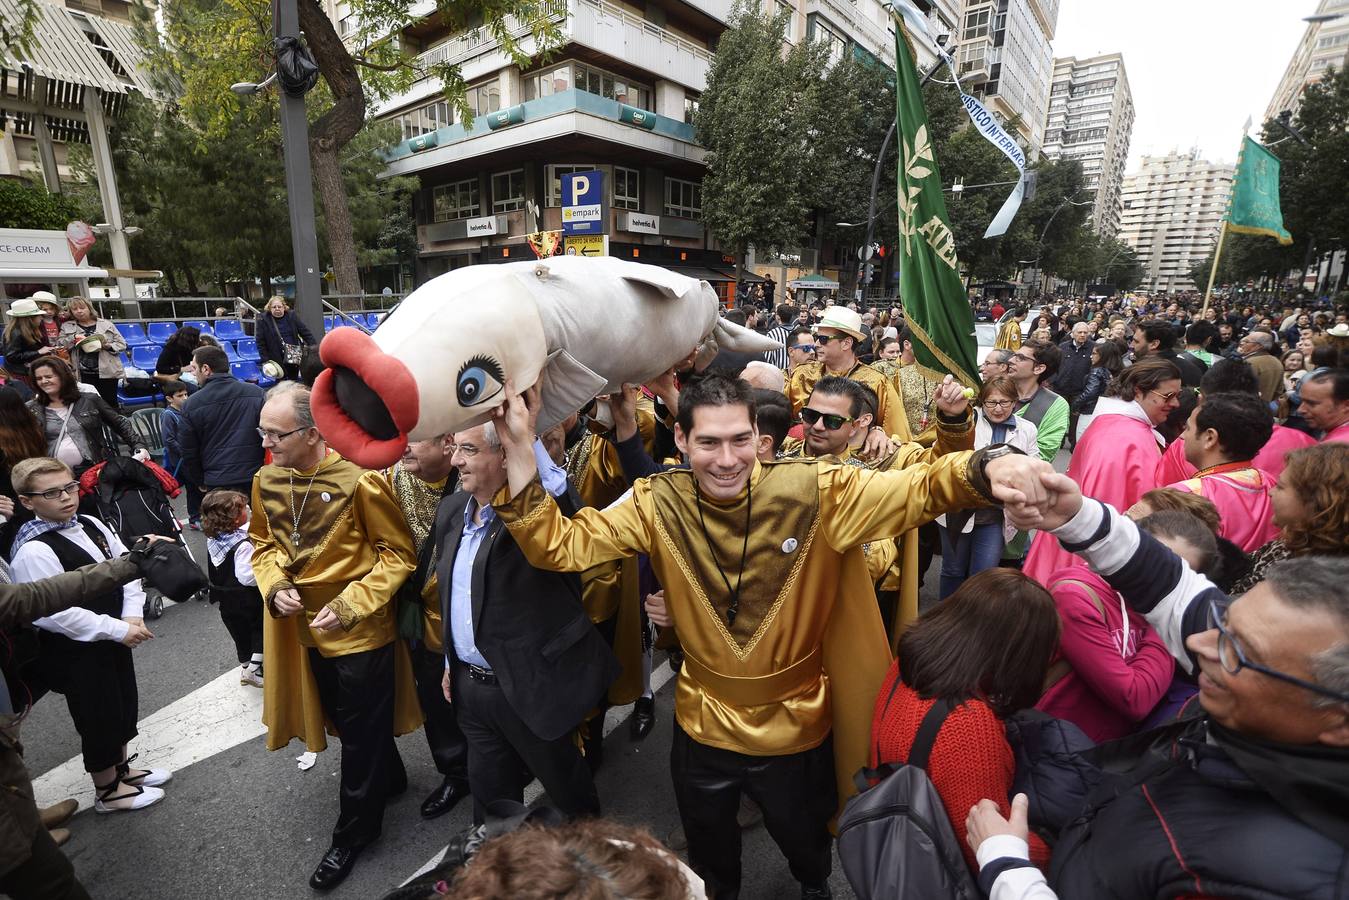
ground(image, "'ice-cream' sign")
xmin=0 ymin=227 xmax=96 ymax=269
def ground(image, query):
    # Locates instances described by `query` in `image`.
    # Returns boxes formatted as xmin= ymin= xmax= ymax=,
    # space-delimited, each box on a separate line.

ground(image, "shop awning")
xmin=719 ymin=268 xmax=765 ymax=283
xmin=668 ymin=266 xmax=734 ymax=283
xmin=0 ymin=266 xmax=110 ymax=280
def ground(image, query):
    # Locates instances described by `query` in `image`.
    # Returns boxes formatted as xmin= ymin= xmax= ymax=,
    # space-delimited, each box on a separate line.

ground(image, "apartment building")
xmin=1266 ymin=0 xmax=1349 ymax=121
xmin=1041 ymin=53 xmax=1134 ymax=235
xmin=369 ymin=0 xmax=959 ymax=287
xmin=955 ymin=0 xmax=1056 ymax=155
xmin=1117 ymin=150 xmax=1233 ymax=293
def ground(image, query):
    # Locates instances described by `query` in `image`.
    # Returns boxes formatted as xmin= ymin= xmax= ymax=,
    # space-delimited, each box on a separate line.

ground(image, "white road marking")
xmin=31 ymin=666 xmax=265 ymax=812
xmin=401 ymin=660 xmax=676 ymax=884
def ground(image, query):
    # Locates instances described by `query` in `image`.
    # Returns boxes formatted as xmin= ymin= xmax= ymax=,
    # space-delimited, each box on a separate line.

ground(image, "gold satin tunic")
xmin=386 ymin=464 xmax=450 ymax=653
xmin=496 ymin=453 xmax=987 ymax=799
xmin=251 ymin=453 xmax=423 ymax=751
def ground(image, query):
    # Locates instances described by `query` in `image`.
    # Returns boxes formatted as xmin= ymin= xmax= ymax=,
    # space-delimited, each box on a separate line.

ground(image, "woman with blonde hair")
xmin=58 ymin=297 xmax=127 ymax=406
xmin=1233 ymin=443 xmax=1349 ymax=593
xmin=2 ymin=298 xmax=55 ymax=386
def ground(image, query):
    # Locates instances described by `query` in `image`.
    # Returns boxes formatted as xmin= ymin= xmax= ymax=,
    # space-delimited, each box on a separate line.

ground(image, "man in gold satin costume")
xmin=249 ymin=382 xmax=419 ymax=891
xmin=490 ymin=372 xmax=1054 ymax=900
xmin=384 ymin=434 xmax=470 ymax=820
xmin=786 ymin=306 xmax=908 ymax=440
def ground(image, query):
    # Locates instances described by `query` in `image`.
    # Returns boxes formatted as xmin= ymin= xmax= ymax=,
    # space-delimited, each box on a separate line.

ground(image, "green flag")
xmin=1227 ymin=136 xmax=1292 ymax=245
xmin=893 ymin=27 xmax=979 ymax=387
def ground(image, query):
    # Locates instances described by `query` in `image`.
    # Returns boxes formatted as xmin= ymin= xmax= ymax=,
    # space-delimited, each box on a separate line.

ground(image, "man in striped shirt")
xmin=762 ymin=303 xmax=798 ymax=370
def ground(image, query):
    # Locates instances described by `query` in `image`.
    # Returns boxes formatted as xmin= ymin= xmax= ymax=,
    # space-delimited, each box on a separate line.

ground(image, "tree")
xmin=0 ymin=178 xmax=81 ymax=230
xmin=695 ymin=3 xmax=828 ymax=275
xmin=150 ymin=0 xmax=561 ymax=294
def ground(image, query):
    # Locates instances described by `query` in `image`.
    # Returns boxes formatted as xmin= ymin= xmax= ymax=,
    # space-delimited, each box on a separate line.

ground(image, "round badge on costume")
xmin=320 ymin=492 xmax=332 ymax=502
xmin=782 ymin=538 xmax=798 ymax=554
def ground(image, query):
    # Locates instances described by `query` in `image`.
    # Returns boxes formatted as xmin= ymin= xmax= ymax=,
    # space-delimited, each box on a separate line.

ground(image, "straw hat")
xmin=1327 ymin=323 xmax=1349 ymax=339
xmin=77 ymin=334 xmax=104 ymax=353
xmin=814 ymin=306 xmax=868 ymax=341
xmin=6 ymin=298 xmax=43 ymax=318
xmin=261 ymin=360 xmax=286 ymax=380
xmin=29 ymin=291 xmax=60 ymax=312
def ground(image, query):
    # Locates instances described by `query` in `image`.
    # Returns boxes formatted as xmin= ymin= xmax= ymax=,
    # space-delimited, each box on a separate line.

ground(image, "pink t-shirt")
xmin=1036 ymin=566 xmax=1175 ymax=743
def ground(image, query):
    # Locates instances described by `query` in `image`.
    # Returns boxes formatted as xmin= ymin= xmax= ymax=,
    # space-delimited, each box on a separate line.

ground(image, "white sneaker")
xmin=119 ymin=754 xmax=172 ymax=787
xmin=94 ymin=782 xmax=164 ymax=813
xmin=241 ymin=666 xmax=264 ymax=688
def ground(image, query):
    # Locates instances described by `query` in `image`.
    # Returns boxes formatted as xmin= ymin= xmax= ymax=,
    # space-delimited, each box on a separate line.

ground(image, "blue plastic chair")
xmin=182 ymin=320 xmax=214 ymax=337
xmin=236 ymin=339 xmax=261 ymax=361
xmin=222 ymin=341 xmax=240 ymax=362
xmin=323 ymin=316 xmax=336 ymax=332
xmin=117 ymin=323 xmax=151 ymax=346
xmin=130 ymin=345 xmax=161 ymax=371
xmin=146 ymin=322 xmax=177 ymax=344
xmin=116 ymin=384 xmax=160 ymax=409
xmin=231 ymin=360 xmax=268 ymax=386
xmin=363 ymin=313 xmax=380 ymax=330
xmin=214 ymin=319 xmax=246 ymax=342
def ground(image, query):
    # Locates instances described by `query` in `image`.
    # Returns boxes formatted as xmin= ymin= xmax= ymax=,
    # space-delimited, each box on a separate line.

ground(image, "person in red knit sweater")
xmin=870 ymin=568 xmax=1060 ymax=874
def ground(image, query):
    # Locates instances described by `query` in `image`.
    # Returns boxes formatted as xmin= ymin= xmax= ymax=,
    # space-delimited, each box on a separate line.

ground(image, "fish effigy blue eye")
xmin=456 ymin=356 xmax=504 ymax=407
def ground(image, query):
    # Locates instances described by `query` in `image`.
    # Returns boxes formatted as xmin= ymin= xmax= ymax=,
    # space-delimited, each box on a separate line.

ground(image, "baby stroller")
xmin=79 ymin=455 xmax=200 ymax=620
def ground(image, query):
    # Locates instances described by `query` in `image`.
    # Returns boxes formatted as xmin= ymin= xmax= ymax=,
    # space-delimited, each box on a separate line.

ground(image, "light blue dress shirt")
xmin=448 ymin=438 xmax=569 ymax=671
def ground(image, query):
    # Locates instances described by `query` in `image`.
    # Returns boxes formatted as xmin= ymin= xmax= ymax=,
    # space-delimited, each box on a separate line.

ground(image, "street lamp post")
xmin=233 ymin=0 xmax=324 ymax=340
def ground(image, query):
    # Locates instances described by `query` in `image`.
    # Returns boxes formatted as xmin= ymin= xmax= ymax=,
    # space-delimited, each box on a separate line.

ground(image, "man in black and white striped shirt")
xmin=762 ymin=303 xmax=798 ymax=370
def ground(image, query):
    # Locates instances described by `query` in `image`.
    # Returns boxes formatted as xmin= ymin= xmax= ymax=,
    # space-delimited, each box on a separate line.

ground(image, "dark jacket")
xmin=180 ymin=373 xmax=265 ymax=487
xmin=27 ymin=394 xmax=144 ymax=466
xmin=1074 ymin=366 xmax=1112 ymax=414
xmin=1155 ymin=348 xmax=1203 ymax=388
xmin=1 ymin=333 xmax=48 ymax=380
xmin=256 ymin=311 xmax=316 ymax=366
xmin=1049 ymin=503 xmax=1349 ymax=898
xmin=435 ymin=490 xmax=619 ymax=742
xmin=1054 ymin=338 xmax=1094 ymax=396
xmin=1 ymin=556 xmax=140 ymax=877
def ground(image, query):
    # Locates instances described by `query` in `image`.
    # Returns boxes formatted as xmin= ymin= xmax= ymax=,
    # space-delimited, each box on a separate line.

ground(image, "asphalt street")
xmin=21 ymin=447 xmax=1073 ymax=900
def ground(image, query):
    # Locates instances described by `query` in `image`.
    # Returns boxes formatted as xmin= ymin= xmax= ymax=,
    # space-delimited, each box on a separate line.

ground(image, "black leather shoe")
xmin=630 ymin=696 xmax=655 ymax=740
xmin=420 ymin=777 xmax=469 ymax=819
xmin=309 ymin=845 xmax=361 ymax=891
xmin=800 ymin=883 xmax=832 ymax=900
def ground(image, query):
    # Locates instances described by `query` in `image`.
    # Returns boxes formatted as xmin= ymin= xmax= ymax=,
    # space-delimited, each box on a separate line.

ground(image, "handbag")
xmin=132 ymin=538 xmax=208 ymax=602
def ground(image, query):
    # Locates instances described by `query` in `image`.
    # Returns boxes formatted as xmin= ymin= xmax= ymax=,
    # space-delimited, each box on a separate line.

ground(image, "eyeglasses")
xmin=791 ymin=344 xmax=818 ymax=353
xmin=983 ymin=399 xmax=1015 ymax=409
xmin=1207 ymin=598 xmax=1349 ymax=705
xmin=22 ymin=481 xmax=80 ymax=501
xmin=1148 ymin=389 xmax=1182 ymax=403
xmin=814 ymin=334 xmax=836 ymax=345
xmin=454 ymin=443 xmax=482 ymax=457
xmin=800 ymin=408 xmax=854 ymax=430
xmin=257 ymin=426 xmax=306 ymax=443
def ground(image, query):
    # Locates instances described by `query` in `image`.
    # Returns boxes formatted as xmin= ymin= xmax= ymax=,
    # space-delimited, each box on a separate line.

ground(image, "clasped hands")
xmin=272 ymin=588 xmax=343 ymax=633
xmin=989 ymin=461 xmax=1083 ymax=531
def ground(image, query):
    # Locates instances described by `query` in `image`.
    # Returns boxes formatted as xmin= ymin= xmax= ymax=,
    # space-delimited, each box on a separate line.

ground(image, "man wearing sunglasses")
xmin=1009 ymin=472 xmax=1349 ymax=898
xmin=784 ymin=328 xmax=818 ymax=376
xmin=786 ymin=306 xmax=909 ymax=441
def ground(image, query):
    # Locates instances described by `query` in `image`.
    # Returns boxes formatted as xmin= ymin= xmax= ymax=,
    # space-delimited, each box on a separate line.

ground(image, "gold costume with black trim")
xmin=779 ymin=411 xmax=975 ymax=639
xmin=387 ymin=463 xmax=449 ymax=651
xmin=250 ymin=452 xmax=422 ymax=752
xmin=787 ymin=360 xmax=911 ymax=441
xmin=494 ymin=451 xmax=992 ymax=806
xmin=565 ymin=407 xmax=656 ymax=705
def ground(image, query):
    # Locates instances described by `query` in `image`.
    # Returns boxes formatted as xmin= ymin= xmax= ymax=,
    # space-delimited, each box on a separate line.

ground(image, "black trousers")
xmin=670 ymin=725 xmax=836 ymax=900
xmin=409 ymin=643 xmax=468 ymax=783
xmin=219 ymin=596 xmax=263 ymax=665
xmin=87 ymin=376 xmax=118 ymax=409
xmin=38 ymin=639 xmax=137 ymax=773
xmin=307 ymin=644 xmax=406 ymax=849
xmin=453 ymin=662 xmax=599 ymax=824
xmin=0 ymin=827 xmax=91 ymax=900
xmin=1063 ymin=392 xmax=1081 ymax=447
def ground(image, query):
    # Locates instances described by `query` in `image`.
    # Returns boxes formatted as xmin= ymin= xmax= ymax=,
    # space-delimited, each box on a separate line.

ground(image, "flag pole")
xmin=1201 ymin=220 xmax=1228 ymax=318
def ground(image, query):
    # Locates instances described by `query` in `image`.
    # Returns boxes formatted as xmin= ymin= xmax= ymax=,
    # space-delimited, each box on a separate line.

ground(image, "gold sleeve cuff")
xmin=327 ymin=596 xmax=358 ymax=631
xmin=963 ymin=450 xmax=997 ymax=504
xmin=936 ymin=408 xmax=975 ymax=433
xmin=266 ymin=580 xmax=296 ymax=617
xmin=494 ymin=477 xmax=551 ymax=528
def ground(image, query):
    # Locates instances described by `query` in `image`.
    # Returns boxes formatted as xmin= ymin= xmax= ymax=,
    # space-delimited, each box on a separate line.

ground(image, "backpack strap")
xmin=907 ymin=697 xmax=954 ymax=770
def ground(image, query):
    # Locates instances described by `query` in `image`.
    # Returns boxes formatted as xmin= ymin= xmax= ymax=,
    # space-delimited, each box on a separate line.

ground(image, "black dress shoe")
xmin=630 ymin=696 xmax=655 ymax=741
xmin=420 ymin=777 xmax=470 ymax=819
xmin=309 ymin=845 xmax=361 ymax=891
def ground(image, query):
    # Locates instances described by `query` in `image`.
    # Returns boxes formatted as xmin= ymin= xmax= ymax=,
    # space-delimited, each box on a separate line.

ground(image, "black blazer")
xmin=434 ymin=489 xmax=618 ymax=742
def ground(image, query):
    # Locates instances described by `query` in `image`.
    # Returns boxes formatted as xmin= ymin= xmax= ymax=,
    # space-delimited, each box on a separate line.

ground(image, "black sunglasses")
xmin=800 ymin=408 xmax=854 ymax=430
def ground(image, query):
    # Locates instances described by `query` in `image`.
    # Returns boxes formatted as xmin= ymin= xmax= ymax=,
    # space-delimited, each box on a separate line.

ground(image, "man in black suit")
xmin=435 ymin=419 xmax=618 ymax=823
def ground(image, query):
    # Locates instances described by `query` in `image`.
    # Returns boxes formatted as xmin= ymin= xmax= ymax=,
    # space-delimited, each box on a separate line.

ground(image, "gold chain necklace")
xmin=288 ymin=467 xmax=320 ymax=547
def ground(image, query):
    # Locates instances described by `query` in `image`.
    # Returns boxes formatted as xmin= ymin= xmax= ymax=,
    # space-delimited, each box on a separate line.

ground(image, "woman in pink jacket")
xmin=1036 ymin=509 xmax=1217 ymax=741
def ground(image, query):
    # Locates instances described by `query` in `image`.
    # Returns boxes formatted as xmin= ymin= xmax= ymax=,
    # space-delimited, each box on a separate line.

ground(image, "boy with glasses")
xmin=9 ymin=457 xmax=170 ymax=813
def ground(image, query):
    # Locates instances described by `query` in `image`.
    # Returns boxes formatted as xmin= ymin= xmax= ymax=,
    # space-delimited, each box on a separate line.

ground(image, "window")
xmin=468 ymin=81 xmax=501 ymax=116
xmin=807 ymin=16 xmax=845 ymax=67
xmin=522 ymin=65 xmax=572 ymax=100
xmin=393 ymin=100 xmax=452 ymax=141
xmin=492 ymin=169 xmax=525 ymax=213
xmin=664 ymin=177 xmax=701 ymax=219
xmin=432 ymin=178 xmax=480 ymax=222
xmin=684 ymin=95 xmax=700 ymax=124
xmin=574 ymin=63 xmax=652 ymax=110
xmin=546 ymin=164 xmax=599 ymax=207
xmin=614 ymin=167 xmax=641 ymax=210
xmin=963 ymin=8 xmax=990 ymax=39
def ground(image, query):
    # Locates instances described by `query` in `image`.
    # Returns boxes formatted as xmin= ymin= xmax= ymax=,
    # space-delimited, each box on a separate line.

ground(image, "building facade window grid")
xmin=491 ymin=169 xmax=526 ymax=213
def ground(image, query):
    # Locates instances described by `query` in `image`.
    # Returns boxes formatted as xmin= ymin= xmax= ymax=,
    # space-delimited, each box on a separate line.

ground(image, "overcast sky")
xmin=1051 ymin=1 xmax=1314 ymax=172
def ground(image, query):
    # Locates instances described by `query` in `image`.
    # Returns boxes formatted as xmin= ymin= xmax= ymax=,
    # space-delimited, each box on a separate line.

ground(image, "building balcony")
xmin=803 ymin=0 xmax=894 ymax=60
xmin=381 ymin=88 xmax=702 ymax=176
